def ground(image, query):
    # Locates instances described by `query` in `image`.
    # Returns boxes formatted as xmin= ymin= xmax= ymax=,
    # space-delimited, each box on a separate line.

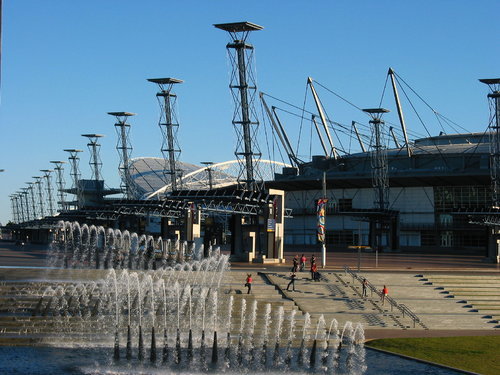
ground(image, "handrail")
xmin=343 ymin=265 xmax=426 ymax=329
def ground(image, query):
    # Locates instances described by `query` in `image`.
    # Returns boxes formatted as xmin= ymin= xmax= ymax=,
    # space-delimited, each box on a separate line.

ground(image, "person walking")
xmin=381 ymin=285 xmax=388 ymax=305
xmin=311 ymin=262 xmax=318 ymax=281
xmin=300 ymin=254 xmax=306 ymax=271
xmin=362 ymin=278 xmax=368 ymax=298
xmin=292 ymin=255 xmax=299 ymax=272
xmin=245 ymin=274 xmax=253 ymax=294
xmin=286 ymin=272 xmax=297 ymax=291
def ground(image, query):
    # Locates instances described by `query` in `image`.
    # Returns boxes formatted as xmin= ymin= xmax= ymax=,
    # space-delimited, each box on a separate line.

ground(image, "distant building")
xmin=270 ymin=132 xmax=494 ymax=257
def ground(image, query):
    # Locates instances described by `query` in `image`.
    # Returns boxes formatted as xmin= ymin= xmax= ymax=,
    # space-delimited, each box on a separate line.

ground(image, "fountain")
xmin=5 ymin=220 xmax=378 ymax=374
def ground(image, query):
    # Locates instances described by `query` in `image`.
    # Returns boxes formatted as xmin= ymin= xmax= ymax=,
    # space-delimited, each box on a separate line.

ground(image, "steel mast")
xmin=388 ymin=68 xmax=411 ymax=157
xmin=272 ymin=106 xmax=302 ymax=166
xmin=364 ymin=108 xmax=390 ymax=254
xmin=64 ymin=149 xmax=83 ymax=209
xmin=312 ymin=115 xmax=329 ymax=157
xmin=82 ymin=134 xmax=104 ymax=183
xmin=16 ymin=192 xmax=25 ymax=223
xmin=479 ymin=78 xmax=500 ymax=208
xmin=307 ymin=77 xmax=338 ymax=159
xmin=26 ymin=182 xmax=37 ymax=219
xmin=40 ymin=169 xmax=55 ymax=216
xmin=109 ymin=112 xmax=136 ymax=199
xmin=214 ymin=21 xmax=263 ymax=191
xmin=33 ymin=176 xmax=45 ymax=218
xmin=389 ymin=126 xmax=401 ymax=148
xmin=9 ymin=195 xmax=18 ymax=224
xmin=260 ymin=93 xmax=298 ymax=168
xmin=352 ymin=121 xmax=367 ymax=153
xmin=21 ymin=188 xmax=31 ymax=221
xmin=147 ymin=78 xmax=183 ymax=193
xmin=50 ymin=161 xmax=67 ymax=212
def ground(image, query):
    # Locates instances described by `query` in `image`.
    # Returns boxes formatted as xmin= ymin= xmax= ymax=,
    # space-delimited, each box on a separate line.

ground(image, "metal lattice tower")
xmin=109 ymin=112 xmax=136 ymax=199
xmin=364 ymin=108 xmax=390 ymax=211
xmin=9 ymin=195 xmax=17 ymax=224
xmin=16 ymin=194 xmax=23 ymax=222
xmin=16 ymin=192 xmax=25 ymax=223
xmin=9 ymin=195 xmax=18 ymax=224
xmin=64 ymin=149 xmax=83 ymax=209
xmin=21 ymin=188 xmax=31 ymax=221
xmin=41 ymin=169 xmax=55 ymax=216
xmin=15 ymin=194 xmax=22 ymax=223
xmin=479 ymin=78 xmax=500 ymax=207
xmin=9 ymin=196 xmax=15 ymax=223
xmin=147 ymin=78 xmax=183 ymax=192
xmin=26 ymin=182 xmax=38 ymax=219
xmin=50 ymin=161 xmax=67 ymax=211
xmin=214 ymin=21 xmax=264 ymax=191
xmin=32 ymin=176 xmax=45 ymax=218
xmin=82 ymin=134 xmax=104 ymax=183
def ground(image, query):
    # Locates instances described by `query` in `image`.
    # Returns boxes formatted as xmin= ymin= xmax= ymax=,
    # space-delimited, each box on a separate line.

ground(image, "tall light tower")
xmin=82 ymin=134 xmax=104 ymax=183
xmin=364 ymin=108 xmax=390 ymax=254
xmin=16 ymin=192 xmax=25 ymax=223
xmin=50 ymin=161 xmax=67 ymax=211
xmin=480 ymin=78 xmax=500 ymax=263
xmin=21 ymin=188 xmax=31 ymax=221
xmin=109 ymin=112 xmax=136 ymax=199
xmin=26 ymin=182 xmax=38 ymax=219
xmin=479 ymin=79 xmax=500 ymax=207
xmin=147 ymin=78 xmax=183 ymax=192
xmin=64 ymin=149 xmax=83 ymax=209
xmin=32 ymin=176 xmax=45 ymax=218
xmin=9 ymin=195 xmax=18 ymax=224
xmin=40 ymin=169 xmax=55 ymax=216
xmin=15 ymin=194 xmax=22 ymax=223
xmin=214 ymin=21 xmax=263 ymax=191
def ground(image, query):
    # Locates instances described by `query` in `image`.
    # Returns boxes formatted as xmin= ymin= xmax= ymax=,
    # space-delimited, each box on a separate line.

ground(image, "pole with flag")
xmin=317 ymin=172 xmax=327 ymax=268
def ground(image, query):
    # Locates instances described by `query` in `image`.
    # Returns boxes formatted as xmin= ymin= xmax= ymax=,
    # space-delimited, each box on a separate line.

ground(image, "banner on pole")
xmin=316 ymin=198 xmax=328 ymax=243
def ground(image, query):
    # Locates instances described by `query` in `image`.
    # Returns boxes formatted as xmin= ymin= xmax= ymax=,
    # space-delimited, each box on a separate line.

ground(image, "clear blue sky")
xmin=1 ymin=0 xmax=498 ymax=225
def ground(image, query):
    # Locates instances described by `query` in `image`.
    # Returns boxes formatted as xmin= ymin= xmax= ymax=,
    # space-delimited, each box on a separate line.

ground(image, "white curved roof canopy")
xmin=127 ymin=158 xmax=291 ymax=200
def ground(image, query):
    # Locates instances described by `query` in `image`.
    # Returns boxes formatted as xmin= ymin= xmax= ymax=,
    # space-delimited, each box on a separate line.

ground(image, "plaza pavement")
xmin=1 ymin=241 xmax=500 ymax=341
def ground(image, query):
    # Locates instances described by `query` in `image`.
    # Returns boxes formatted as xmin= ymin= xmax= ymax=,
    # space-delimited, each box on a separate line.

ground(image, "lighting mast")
xmin=147 ymin=78 xmax=183 ymax=193
xmin=109 ymin=111 xmax=136 ymax=199
xmin=214 ymin=21 xmax=264 ymax=191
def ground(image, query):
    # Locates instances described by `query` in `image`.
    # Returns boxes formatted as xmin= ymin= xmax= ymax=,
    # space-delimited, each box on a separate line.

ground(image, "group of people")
xmin=286 ymin=253 xmax=321 ymax=291
xmin=245 ymin=257 xmax=389 ymax=305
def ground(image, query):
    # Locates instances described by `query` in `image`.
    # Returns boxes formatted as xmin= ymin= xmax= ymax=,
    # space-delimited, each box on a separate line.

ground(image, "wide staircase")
xmin=421 ymin=274 xmax=500 ymax=325
xmin=222 ymin=271 xmax=321 ymax=344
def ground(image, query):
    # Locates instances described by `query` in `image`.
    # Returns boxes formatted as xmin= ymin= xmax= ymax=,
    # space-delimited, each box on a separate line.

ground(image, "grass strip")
xmin=366 ymin=336 xmax=500 ymax=375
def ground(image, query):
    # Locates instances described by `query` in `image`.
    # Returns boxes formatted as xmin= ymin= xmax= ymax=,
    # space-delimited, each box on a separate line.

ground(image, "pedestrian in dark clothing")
xmin=362 ymin=278 xmax=368 ymax=297
xmin=245 ymin=274 xmax=252 ymax=294
xmin=286 ymin=272 xmax=297 ymax=291
xmin=300 ymin=254 xmax=306 ymax=271
xmin=310 ymin=254 xmax=316 ymax=266
xmin=292 ymin=255 xmax=299 ymax=272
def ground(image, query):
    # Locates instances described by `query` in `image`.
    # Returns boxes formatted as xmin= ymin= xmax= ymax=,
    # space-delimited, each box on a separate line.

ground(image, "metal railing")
xmin=343 ymin=266 xmax=426 ymax=329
